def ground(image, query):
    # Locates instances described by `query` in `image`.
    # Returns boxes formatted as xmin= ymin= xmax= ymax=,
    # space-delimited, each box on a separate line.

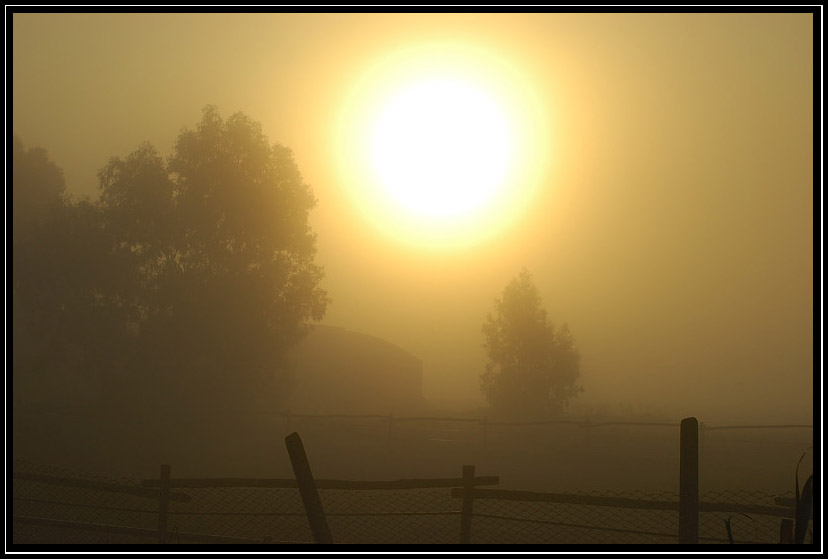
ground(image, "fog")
xmin=11 ymin=11 xmax=815 ymax=492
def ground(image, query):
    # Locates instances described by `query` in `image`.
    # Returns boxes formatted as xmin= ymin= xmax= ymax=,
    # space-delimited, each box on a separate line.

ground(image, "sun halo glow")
xmin=336 ymin=42 xmax=548 ymax=251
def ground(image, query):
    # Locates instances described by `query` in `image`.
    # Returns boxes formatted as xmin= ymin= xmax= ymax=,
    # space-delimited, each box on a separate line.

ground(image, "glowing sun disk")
xmin=335 ymin=41 xmax=549 ymax=251
xmin=370 ymin=78 xmax=513 ymax=218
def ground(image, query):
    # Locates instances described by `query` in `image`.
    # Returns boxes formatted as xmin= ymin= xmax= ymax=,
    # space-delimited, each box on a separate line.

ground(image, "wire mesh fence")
xmin=698 ymin=489 xmax=814 ymax=545
xmin=467 ymin=489 xmax=808 ymax=544
xmin=317 ymin=488 xmax=461 ymax=545
xmin=471 ymin=496 xmax=679 ymax=544
xmin=11 ymin=457 xmax=809 ymax=545
xmin=164 ymin=485 xmax=309 ymax=544
xmin=12 ymin=459 xmax=161 ymax=545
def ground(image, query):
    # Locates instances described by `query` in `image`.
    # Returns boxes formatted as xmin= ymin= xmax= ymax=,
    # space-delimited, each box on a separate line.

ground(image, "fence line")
xmin=12 ymin=515 xmax=306 ymax=544
xmin=14 ymin=404 xmax=812 ymax=432
xmin=141 ymin=475 xmax=500 ymax=491
xmin=279 ymin=410 xmax=813 ymax=435
xmin=14 ymin=497 xmax=158 ymax=515
xmin=450 ymin=487 xmax=794 ymax=517
xmin=451 ymin=488 xmax=679 ymax=510
xmin=701 ymin=424 xmax=813 ymax=431
xmin=471 ymin=512 xmax=679 ymax=538
xmin=13 ymin=463 xmax=802 ymax=545
xmin=12 ymin=471 xmax=191 ymax=502
xmin=12 ymin=515 xmax=161 ymax=539
xmin=12 ymin=415 xmax=811 ymax=545
xmin=15 ymin=510 xmax=768 ymax=546
xmin=280 ymin=411 xmax=813 ymax=457
xmin=469 ymin=513 xmax=769 ymax=545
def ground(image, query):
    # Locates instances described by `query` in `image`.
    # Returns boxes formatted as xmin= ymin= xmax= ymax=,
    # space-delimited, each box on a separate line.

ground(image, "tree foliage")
xmin=12 ymin=136 xmax=124 ymax=405
xmin=480 ymin=269 xmax=582 ymax=418
xmin=12 ymin=106 xmax=329 ymax=410
xmin=12 ymin=135 xmax=70 ymax=386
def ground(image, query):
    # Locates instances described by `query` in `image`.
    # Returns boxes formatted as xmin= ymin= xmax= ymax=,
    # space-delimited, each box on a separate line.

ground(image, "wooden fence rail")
xmin=140 ymin=475 xmax=500 ymax=490
xmin=12 ymin=471 xmax=191 ymax=502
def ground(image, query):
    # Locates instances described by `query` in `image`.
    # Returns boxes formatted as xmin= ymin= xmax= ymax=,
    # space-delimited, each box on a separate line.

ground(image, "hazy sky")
xmin=11 ymin=13 xmax=816 ymax=423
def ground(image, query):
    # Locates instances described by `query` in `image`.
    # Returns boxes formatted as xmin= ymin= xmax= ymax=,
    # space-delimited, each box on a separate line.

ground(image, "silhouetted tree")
xmin=93 ymin=106 xmax=329 ymax=407
xmin=12 ymin=136 xmax=69 ymax=393
xmin=480 ymin=269 xmax=582 ymax=418
xmin=12 ymin=137 xmax=125 ymax=403
xmin=12 ymin=136 xmax=67 ymax=240
xmin=12 ymin=107 xmax=329 ymax=411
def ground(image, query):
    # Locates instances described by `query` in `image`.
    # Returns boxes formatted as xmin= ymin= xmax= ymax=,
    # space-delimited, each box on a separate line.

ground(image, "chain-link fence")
xmin=11 ymin=458 xmax=809 ymax=545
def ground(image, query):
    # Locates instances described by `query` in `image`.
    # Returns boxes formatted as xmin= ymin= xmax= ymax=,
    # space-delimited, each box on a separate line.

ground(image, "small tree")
xmin=480 ymin=269 xmax=582 ymax=418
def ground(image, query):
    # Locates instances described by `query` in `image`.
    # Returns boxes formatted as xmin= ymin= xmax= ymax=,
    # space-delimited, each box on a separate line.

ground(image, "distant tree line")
xmin=12 ymin=106 xmax=329 ymax=411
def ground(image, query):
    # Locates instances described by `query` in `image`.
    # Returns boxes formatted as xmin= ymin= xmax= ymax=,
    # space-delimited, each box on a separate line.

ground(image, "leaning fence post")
xmin=679 ymin=417 xmax=699 ymax=544
xmin=157 ymin=464 xmax=171 ymax=544
xmin=285 ymin=432 xmax=333 ymax=544
xmin=460 ymin=465 xmax=475 ymax=544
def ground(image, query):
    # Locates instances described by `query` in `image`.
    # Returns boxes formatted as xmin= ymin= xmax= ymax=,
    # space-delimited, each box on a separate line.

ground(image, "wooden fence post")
xmin=460 ymin=465 xmax=475 ymax=544
xmin=157 ymin=464 xmax=171 ymax=544
xmin=780 ymin=518 xmax=794 ymax=544
xmin=285 ymin=432 xmax=333 ymax=544
xmin=679 ymin=417 xmax=699 ymax=544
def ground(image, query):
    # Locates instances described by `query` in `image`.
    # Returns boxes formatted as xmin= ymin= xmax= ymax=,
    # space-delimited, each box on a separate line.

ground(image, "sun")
xmin=336 ymin=41 xmax=549 ymax=250
xmin=370 ymin=76 xmax=513 ymax=219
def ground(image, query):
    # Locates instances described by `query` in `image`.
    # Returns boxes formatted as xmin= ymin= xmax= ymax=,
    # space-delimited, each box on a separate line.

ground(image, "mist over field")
xmin=10 ymin=12 xmax=817 ymax=547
